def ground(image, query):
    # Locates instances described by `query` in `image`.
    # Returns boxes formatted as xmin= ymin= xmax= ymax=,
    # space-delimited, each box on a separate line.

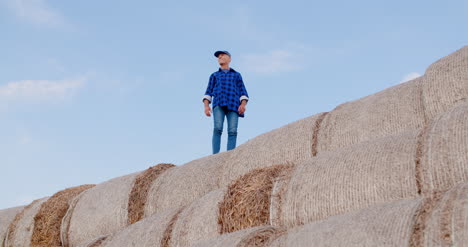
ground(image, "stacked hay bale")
xmin=219 ymin=113 xmax=325 ymax=187
xmin=5 ymin=197 xmax=50 ymax=247
xmin=317 ymin=46 xmax=467 ymax=154
xmin=269 ymin=182 xmax=468 ymax=246
xmin=144 ymin=152 xmax=229 ymax=217
xmin=0 ymin=206 xmax=24 ymax=246
xmin=5 ymin=185 xmax=94 ymax=247
xmin=61 ymin=163 xmax=174 ymax=247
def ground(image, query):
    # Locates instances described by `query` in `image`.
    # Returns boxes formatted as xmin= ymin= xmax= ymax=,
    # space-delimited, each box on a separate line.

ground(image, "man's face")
xmin=218 ymin=53 xmax=231 ymax=66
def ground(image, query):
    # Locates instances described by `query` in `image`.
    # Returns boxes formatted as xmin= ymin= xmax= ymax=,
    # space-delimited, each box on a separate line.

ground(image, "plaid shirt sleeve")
xmin=203 ymin=73 xmax=216 ymax=103
xmin=237 ymin=73 xmax=249 ymax=102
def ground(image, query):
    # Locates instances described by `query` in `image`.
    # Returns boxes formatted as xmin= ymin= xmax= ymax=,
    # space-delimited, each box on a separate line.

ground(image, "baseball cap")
xmin=214 ymin=50 xmax=231 ymax=57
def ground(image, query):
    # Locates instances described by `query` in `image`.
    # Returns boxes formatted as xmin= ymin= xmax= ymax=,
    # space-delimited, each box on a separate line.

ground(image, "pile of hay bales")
xmin=1 ymin=46 xmax=466 ymax=246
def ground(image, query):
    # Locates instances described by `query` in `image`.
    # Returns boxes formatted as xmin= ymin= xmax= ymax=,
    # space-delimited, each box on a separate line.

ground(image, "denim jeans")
xmin=212 ymin=106 xmax=239 ymax=154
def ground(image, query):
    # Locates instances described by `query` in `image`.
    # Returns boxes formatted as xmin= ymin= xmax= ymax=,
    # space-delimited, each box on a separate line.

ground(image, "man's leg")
xmin=226 ymin=110 xmax=239 ymax=151
xmin=212 ymin=106 xmax=225 ymax=154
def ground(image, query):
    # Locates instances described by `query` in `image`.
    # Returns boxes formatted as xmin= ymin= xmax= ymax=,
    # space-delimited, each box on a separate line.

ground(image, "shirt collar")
xmin=218 ymin=67 xmax=236 ymax=73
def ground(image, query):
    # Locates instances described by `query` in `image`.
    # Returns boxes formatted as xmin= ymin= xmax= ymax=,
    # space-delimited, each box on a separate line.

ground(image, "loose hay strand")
xmin=409 ymin=192 xmax=444 ymax=247
xmin=218 ymin=164 xmax=294 ymax=234
xmin=127 ymin=163 xmax=175 ymax=225
xmin=30 ymin=185 xmax=94 ymax=247
xmin=161 ymin=208 xmax=184 ymax=247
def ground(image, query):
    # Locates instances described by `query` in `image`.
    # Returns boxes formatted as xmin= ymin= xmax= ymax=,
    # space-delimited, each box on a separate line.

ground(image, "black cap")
xmin=214 ymin=50 xmax=231 ymax=57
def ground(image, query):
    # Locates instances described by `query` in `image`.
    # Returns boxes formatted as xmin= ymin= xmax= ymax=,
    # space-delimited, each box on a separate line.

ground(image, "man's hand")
xmin=204 ymin=105 xmax=212 ymax=117
xmin=238 ymin=101 xmax=247 ymax=115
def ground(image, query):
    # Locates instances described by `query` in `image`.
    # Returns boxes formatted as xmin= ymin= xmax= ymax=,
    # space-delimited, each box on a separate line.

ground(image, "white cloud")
xmin=400 ymin=72 xmax=422 ymax=84
xmin=0 ymin=78 xmax=85 ymax=101
xmin=239 ymin=50 xmax=302 ymax=74
xmin=3 ymin=0 xmax=66 ymax=27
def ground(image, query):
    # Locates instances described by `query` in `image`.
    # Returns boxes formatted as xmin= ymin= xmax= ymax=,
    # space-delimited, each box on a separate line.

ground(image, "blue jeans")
xmin=212 ymin=106 xmax=239 ymax=154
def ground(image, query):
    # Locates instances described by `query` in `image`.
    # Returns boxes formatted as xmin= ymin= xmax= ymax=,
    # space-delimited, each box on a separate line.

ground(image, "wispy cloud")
xmin=400 ymin=72 xmax=422 ymax=84
xmin=0 ymin=78 xmax=86 ymax=101
xmin=3 ymin=0 xmax=66 ymax=27
xmin=239 ymin=50 xmax=303 ymax=74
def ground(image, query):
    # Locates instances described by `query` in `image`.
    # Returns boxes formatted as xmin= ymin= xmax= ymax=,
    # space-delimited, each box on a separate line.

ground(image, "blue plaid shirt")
xmin=203 ymin=68 xmax=249 ymax=117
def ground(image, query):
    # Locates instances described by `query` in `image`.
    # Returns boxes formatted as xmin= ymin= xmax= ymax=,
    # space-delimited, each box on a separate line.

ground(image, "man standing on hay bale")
xmin=203 ymin=50 xmax=249 ymax=154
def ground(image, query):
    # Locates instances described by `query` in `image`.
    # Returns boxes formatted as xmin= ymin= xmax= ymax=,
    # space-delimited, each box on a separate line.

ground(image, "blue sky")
xmin=0 ymin=0 xmax=467 ymax=209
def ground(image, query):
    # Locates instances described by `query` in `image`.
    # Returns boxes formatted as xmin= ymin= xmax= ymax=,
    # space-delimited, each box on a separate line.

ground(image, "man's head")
xmin=214 ymin=50 xmax=231 ymax=67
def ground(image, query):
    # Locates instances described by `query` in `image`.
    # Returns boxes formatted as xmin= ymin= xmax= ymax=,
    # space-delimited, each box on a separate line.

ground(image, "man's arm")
xmin=203 ymin=74 xmax=216 ymax=117
xmin=237 ymin=74 xmax=249 ymax=115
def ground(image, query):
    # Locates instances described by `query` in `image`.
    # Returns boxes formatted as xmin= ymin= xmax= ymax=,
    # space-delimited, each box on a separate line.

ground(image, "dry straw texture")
xmin=422 ymin=46 xmax=468 ymax=120
xmin=279 ymin=131 xmax=420 ymax=227
xmin=317 ymin=77 xmax=425 ymax=153
xmin=5 ymin=197 xmax=49 ymax=247
xmin=191 ymin=226 xmax=281 ymax=247
xmin=279 ymin=102 xmax=468 ymax=228
xmin=63 ymin=172 xmax=139 ymax=247
xmin=127 ymin=163 xmax=175 ymax=224
xmin=219 ymin=164 xmax=294 ymax=234
xmin=270 ymin=198 xmax=423 ymax=247
xmin=145 ymin=151 xmax=230 ymax=217
xmin=423 ymin=182 xmax=468 ymax=246
xmin=0 ymin=206 xmax=24 ymax=247
xmin=169 ymin=189 xmax=226 ymax=247
xmin=30 ymin=184 xmax=94 ymax=247
xmin=317 ymin=46 xmax=468 ymax=154
xmin=98 ymin=208 xmax=181 ymax=247
xmin=219 ymin=114 xmax=322 ymax=187
xmin=418 ymin=103 xmax=468 ymax=195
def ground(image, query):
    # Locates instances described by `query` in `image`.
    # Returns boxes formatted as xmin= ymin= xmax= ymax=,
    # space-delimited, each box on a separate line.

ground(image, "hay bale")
xmin=5 ymin=197 xmax=49 ymax=247
xmin=145 ymin=152 xmax=230 ymax=217
xmin=0 ymin=206 xmax=24 ymax=247
xmin=423 ymin=182 xmax=468 ymax=246
xmin=97 ymin=208 xmax=181 ymax=247
xmin=317 ymin=78 xmax=425 ymax=153
xmin=270 ymin=198 xmax=423 ymax=247
xmin=419 ymin=103 xmax=468 ymax=195
xmin=30 ymin=184 xmax=94 ymax=247
xmin=76 ymin=235 xmax=109 ymax=247
xmin=219 ymin=114 xmax=325 ymax=187
xmin=219 ymin=164 xmax=294 ymax=234
xmin=422 ymin=46 xmax=468 ymax=120
xmin=317 ymin=46 xmax=468 ymax=154
xmin=169 ymin=189 xmax=226 ymax=247
xmin=279 ymin=131 xmax=420 ymax=228
xmin=127 ymin=163 xmax=175 ymax=224
xmin=191 ymin=226 xmax=283 ymax=247
xmin=61 ymin=163 xmax=174 ymax=247
xmin=62 ymin=172 xmax=140 ymax=247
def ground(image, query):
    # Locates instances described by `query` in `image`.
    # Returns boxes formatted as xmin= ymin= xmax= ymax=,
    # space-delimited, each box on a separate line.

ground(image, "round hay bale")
xmin=61 ymin=172 xmax=139 ymax=247
xmin=0 ymin=206 xmax=24 ymax=247
xmin=144 ymin=152 xmax=230 ymax=217
xmin=169 ymin=188 xmax=226 ymax=247
xmin=191 ymin=226 xmax=283 ymax=247
xmin=419 ymin=103 xmax=468 ymax=195
xmin=30 ymin=184 xmax=95 ymax=247
xmin=62 ymin=163 xmax=174 ymax=247
xmin=97 ymin=208 xmax=182 ymax=247
xmin=5 ymin=197 xmax=49 ymax=247
xmin=219 ymin=114 xmax=325 ymax=187
xmin=422 ymin=46 xmax=468 ymax=121
xmin=270 ymin=198 xmax=423 ymax=247
xmin=317 ymin=78 xmax=425 ymax=153
xmin=423 ymin=182 xmax=468 ymax=246
xmin=317 ymin=46 xmax=468 ymax=154
xmin=279 ymin=102 xmax=468 ymax=228
xmin=219 ymin=164 xmax=294 ymax=234
xmin=280 ymin=131 xmax=420 ymax=228
xmin=127 ymin=163 xmax=175 ymax=224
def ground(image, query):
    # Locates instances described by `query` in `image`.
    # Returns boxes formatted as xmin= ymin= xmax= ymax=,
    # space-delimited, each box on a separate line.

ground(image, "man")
xmin=203 ymin=50 xmax=249 ymax=154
